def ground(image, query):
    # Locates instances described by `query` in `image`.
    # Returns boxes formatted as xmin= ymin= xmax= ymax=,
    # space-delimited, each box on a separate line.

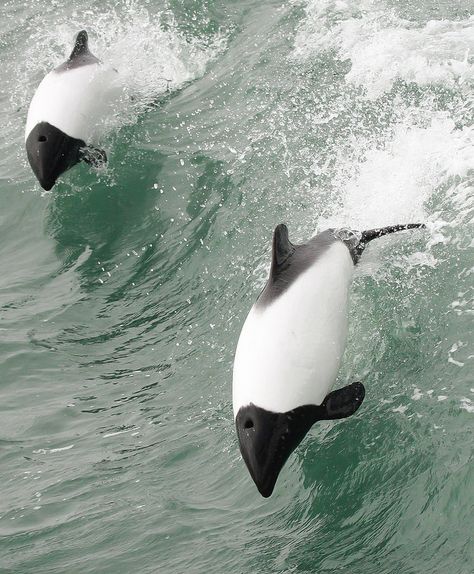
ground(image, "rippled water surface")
xmin=0 ymin=1 xmax=473 ymax=572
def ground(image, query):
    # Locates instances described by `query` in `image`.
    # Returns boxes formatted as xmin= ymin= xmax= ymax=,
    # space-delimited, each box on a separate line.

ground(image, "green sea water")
xmin=0 ymin=1 xmax=473 ymax=572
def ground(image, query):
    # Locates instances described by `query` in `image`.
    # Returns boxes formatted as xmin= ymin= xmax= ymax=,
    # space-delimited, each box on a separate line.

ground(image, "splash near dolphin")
xmin=233 ymin=223 xmax=425 ymax=497
xmin=25 ymin=30 xmax=120 ymax=190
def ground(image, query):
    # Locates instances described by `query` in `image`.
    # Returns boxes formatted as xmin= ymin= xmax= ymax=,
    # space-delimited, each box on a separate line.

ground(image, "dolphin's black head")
xmin=25 ymin=122 xmax=85 ymax=190
xmin=235 ymin=383 xmax=366 ymax=497
xmin=235 ymin=403 xmax=318 ymax=497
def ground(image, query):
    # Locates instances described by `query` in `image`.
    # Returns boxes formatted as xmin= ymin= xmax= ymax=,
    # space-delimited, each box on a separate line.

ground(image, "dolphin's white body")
xmin=25 ymin=62 xmax=120 ymax=145
xmin=233 ymin=241 xmax=353 ymax=415
xmin=25 ymin=30 xmax=122 ymax=190
xmin=233 ymin=223 xmax=424 ymax=497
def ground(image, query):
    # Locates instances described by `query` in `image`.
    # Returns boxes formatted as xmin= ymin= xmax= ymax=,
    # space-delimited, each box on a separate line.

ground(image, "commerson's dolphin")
xmin=233 ymin=222 xmax=425 ymax=497
xmin=25 ymin=30 xmax=120 ymax=190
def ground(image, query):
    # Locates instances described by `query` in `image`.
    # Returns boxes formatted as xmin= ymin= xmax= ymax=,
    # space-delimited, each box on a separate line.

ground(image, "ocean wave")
xmin=6 ymin=0 xmax=226 ymax=137
xmin=293 ymin=0 xmax=474 ymax=98
xmin=317 ymin=113 xmax=474 ymax=231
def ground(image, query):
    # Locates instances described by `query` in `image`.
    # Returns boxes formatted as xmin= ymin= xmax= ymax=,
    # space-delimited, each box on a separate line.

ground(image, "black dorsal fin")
xmin=69 ymin=30 xmax=90 ymax=60
xmin=271 ymin=224 xmax=295 ymax=272
xmin=55 ymin=30 xmax=100 ymax=71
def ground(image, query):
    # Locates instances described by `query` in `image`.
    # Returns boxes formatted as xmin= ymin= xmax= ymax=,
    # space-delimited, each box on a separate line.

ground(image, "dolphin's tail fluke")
xmin=361 ymin=223 xmax=426 ymax=244
xmin=348 ymin=222 xmax=426 ymax=262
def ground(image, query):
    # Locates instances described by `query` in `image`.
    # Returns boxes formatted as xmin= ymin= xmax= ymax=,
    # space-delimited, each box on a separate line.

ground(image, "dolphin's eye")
xmin=38 ymin=135 xmax=47 ymax=142
xmin=244 ymin=418 xmax=254 ymax=429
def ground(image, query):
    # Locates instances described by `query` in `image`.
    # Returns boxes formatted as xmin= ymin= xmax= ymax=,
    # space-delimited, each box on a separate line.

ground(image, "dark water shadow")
xmin=45 ymin=137 xmax=166 ymax=281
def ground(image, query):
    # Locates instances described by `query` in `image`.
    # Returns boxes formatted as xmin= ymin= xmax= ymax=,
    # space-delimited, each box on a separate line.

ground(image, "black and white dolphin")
xmin=25 ymin=30 xmax=120 ymax=190
xmin=233 ymin=222 xmax=425 ymax=497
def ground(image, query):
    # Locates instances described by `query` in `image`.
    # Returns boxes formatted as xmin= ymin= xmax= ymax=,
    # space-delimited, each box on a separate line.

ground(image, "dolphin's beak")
xmin=25 ymin=122 xmax=84 ymax=190
xmin=235 ymin=404 xmax=317 ymax=497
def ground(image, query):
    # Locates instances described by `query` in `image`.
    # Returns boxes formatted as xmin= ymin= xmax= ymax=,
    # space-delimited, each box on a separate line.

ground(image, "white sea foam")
xmin=460 ymin=398 xmax=474 ymax=413
xmin=392 ymin=404 xmax=408 ymax=414
xmin=293 ymin=0 xmax=474 ymax=98
xmin=293 ymin=0 xmax=474 ymax=234
xmin=317 ymin=114 xmax=474 ymax=231
xmin=33 ymin=444 xmax=74 ymax=454
xmin=102 ymin=427 xmax=138 ymax=438
xmin=14 ymin=1 xmax=225 ymax=133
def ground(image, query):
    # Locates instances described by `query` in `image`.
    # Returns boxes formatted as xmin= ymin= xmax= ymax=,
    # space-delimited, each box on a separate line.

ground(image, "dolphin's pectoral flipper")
xmin=80 ymin=146 xmax=107 ymax=167
xmin=320 ymin=382 xmax=365 ymax=420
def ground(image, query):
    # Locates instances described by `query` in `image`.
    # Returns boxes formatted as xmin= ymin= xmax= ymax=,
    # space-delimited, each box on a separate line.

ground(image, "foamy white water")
xmin=294 ymin=0 xmax=474 ymax=98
